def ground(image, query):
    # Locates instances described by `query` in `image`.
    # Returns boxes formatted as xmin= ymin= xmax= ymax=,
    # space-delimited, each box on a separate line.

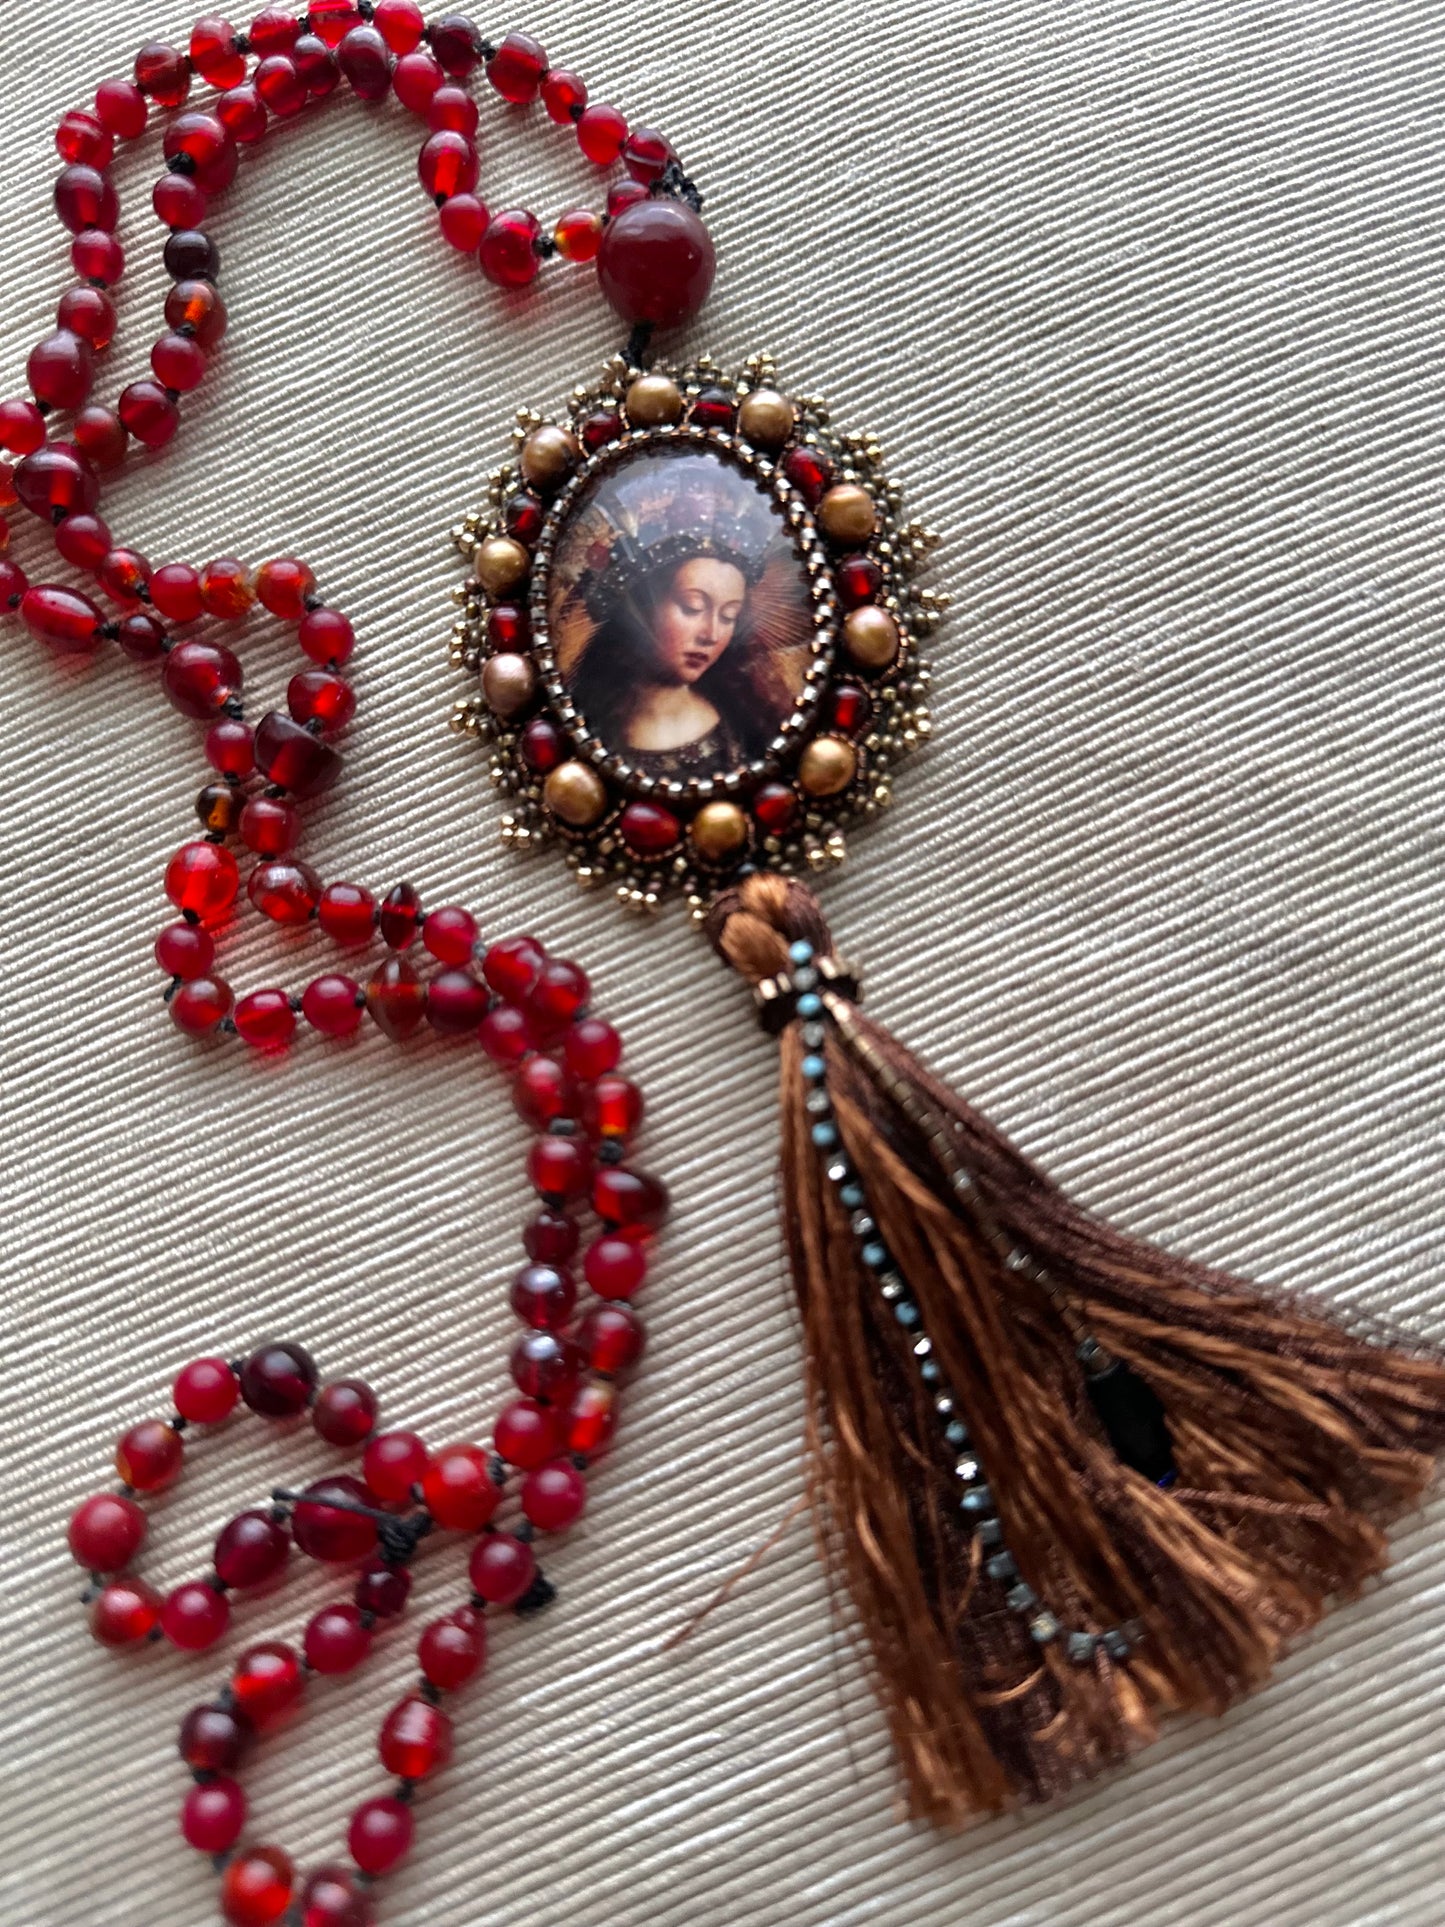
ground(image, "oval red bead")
xmin=510 ymin=1328 xmax=580 ymax=1400
xmin=235 ymin=988 xmax=298 ymax=1048
xmin=220 ymin=1846 xmax=294 ymax=1927
xmin=163 ymin=639 xmax=243 ymax=718
xmin=420 ymin=1443 xmax=499 ymax=1531
xmin=417 ymin=1607 xmax=486 ymax=1689
xmin=249 ymin=858 xmax=323 ymax=926
xmin=508 ymin=1261 xmax=576 ymax=1330
xmin=162 ymin=1579 xmax=231 ymax=1651
xmin=116 ymin=1418 xmax=183 ymax=1491
xmin=54 ymin=163 xmax=118 ymax=234
xmin=312 ymin=1378 xmax=378 ymax=1446
xmin=118 ymin=379 xmax=180 ymax=449
xmin=300 ymin=1867 xmax=375 ymax=1927
xmin=365 ymin=955 xmax=426 ymax=1039
xmin=487 ymin=31 xmax=548 ymax=103
xmin=494 ymin=1397 xmax=558 ymax=1469
xmin=479 ymin=209 xmax=542 ymax=288
xmin=583 ymin=1234 xmax=648 ymax=1301
xmin=14 ymin=442 xmax=99 ymax=519
xmin=469 ymin=1531 xmax=536 ymax=1606
xmin=173 ymin=1355 xmax=238 ymax=1421
xmin=240 ymin=1341 xmax=318 ymax=1415
xmin=301 ymin=973 xmax=362 ymax=1036
xmin=165 ymin=840 xmax=240 ymax=921
xmin=618 ymin=800 xmax=681 ymax=857
xmin=18 ymin=583 xmax=104 ymax=654
xmin=181 ymin=1775 xmax=247 ymax=1854
xmin=338 ymin=23 xmax=393 ymax=98
xmin=348 ymin=1797 xmax=413 ymax=1877
xmin=592 ymin=1165 xmax=670 ymax=1236
xmin=213 ymin=1509 xmax=290 ymax=1588
xmin=418 ymin=128 xmax=477 ymax=199
xmin=363 ymin=1429 xmax=429 ymax=1506
xmin=379 ymin=1694 xmax=453 ymax=1780
xmin=304 ymin=1600 xmax=372 ymax=1675
xmin=521 ymin=1459 xmax=587 ymax=1531
xmin=179 ymin=1701 xmax=251 ymax=1772
xmin=317 ymin=880 xmax=376 ymax=944
xmin=577 ymin=1301 xmax=646 ymax=1374
xmin=91 ymin=1575 xmax=163 ymax=1646
xmin=171 ymin=976 xmax=234 ymax=1034
xmin=291 ymin=1475 xmax=377 ymax=1562
xmin=425 ymin=967 xmax=488 ymax=1034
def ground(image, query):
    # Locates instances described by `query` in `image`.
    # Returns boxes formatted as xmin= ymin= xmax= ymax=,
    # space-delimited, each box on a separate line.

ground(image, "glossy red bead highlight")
xmin=68 ymin=1492 xmax=146 ymax=1571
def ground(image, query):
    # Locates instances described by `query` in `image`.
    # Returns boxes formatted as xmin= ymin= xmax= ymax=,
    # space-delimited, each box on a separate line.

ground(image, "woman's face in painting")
xmin=646 ymin=557 xmax=748 ymax=685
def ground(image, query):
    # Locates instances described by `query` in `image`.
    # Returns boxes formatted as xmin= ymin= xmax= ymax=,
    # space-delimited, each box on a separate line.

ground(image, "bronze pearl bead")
xmin=737 ymin=388 xmax=796 ymax=450
xmin=817 ymin=483 xmax=878 ymax=548
xmin=519 ymin=424 xmax=580 ymax=494
xmin=689 ymin=800 xmax=750 ymax=863
xmin=798 ymin=735 xmax=858 ymax=798
xmin=474 ymin=535 xmax=531 ymax=598
xmin=624 ymin=375 xmax=684 ymax=427
xmin=842 ymin=606 xmax=899 ymax=672
xmin=544 ymin=759 xmax=609 ymax=828
xmin=481 ymin=651 xmax=537 ymax=720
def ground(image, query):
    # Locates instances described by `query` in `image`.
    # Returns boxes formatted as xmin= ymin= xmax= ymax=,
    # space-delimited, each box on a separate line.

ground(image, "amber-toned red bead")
xmin=584 ymin=1073 xmax=644 ymax=1140
xmin=171 ymin=976 xmax=234 ymax=1034
xmin=56 ymin=109 xmax=114 ymax=169
xmin=94 ymin=79 xmax=148 ymax=140
xmin=348 ymin=1798 xmax=413 ymax=1878
xmin=135 ymin=41 xmax=191 ymax=106
xmin=156 ymin=920 xmax=214 ymax=980
xmin=593 ymin=1165 xmax=669 ymax=1237
xmin=418 ymin=1607 xmax=486 ymax=1690
xmin=510 ymin=1327 xmax=580 ymax=1399
xmin=72 ymin=225 xmax=125 ymax=284
xmin=181 ymin=1775 xmax=246 ymax=1854
xmin=179 ymin=1702 xmax=252 ymax=1775
xmin=192 ymin=16 xmax=248 ymax=87
xmin=151 ymin=331 xmax=207 ymax=393
xmin=313 ymin=1378 xmax=378 ymax=1446
xmin=292 ymin=1475 xmax=378 ymax=1562
xmin=164 ymin=279 xmax=229 ymax=352
xmin=163 ymin=640 xmax=242 ymax=719
xmin=479 ymin=209 xmax=542 ymax=287
xmin=68 ymin=1492 xmax=145 ymax=1570
xmin=482 ymin=932 xmax=544 ymax=1000
xmin=317 ymin=881 xmax=376 ymax=944
xmin=393 ymin=46 xmax=443 ymax=112
xmin=215 ymin=1509 xmax=291 ymax=1587
xmin=298 ymin=604 xmax=355 ymax=665
xmin=14 ymin=442 xmax=98 ymax=519
xmin=418 ymin=129 xmax=478 ymax=202
xmin=469 ymin=1530 xmax=536 ymax=1605
xmin=363 ymin=1430 xmax=428 ymax=1506
xmin=427 ymin=82 xmax=478 ymax=133
xmin=206 ymin=718 xmax=255 ymax=776
xmin=162 ymin=1579 xmax=230 ymax=1651
xmin=240 ymin=1340 xmax=318 ymax=1416
xmin=365 ymin=955 xmax=426 ymax=1039
xmin=528 ymin=958 xmax=590 ymax=1028
xmin=174 ymin=1355 xmax=239 ymax=1421
xmin=54 ymin=164 xmax=118 ymax=235
xmin=163 ymin=110 xmax=238 ymax=189
xmin=249 ymin=857 xmax=322 ymax=925
xmin=71 ymin=405 xmax=127 ymax=470
xmin=753 ymin=781 xmax=800 ymax=833
xmin=378 ymin=881 xmax=422 ymax=949
xmin=302 ymin=973 xmax=363 ymax=1036
xmin=288 ymin=668 xmax=355 ymax=736
xmin=218 ymin=81 xmax=268 ymax=144
xmin=527 ymin=1133 xmax=592 ymax=1203
xmin=116 ymin=1417 xmax=183 ymax=1491
xmin=577 ymin=101 xmax=628 ymax=165
xmin=509 ymin=1261 xmax=576 ymax=1330
xmin=235 ymin=988 xmax=297 ymax=1048
xmin=375 ymin=0 xmax=424 ymax=52
xmin=240 ymin=795 xmax=300 ymax=858
xmin=91 ymin=1575 xmax=163 ymax=1645
xmin=57 ymin=285 xmax=115 ymax=349
xmin=255 ymin=53 xmax=306 ymax=116
xmin=97 ymin=546 xmax=151 ymax=606
xmin=426 ymin=967 xmax=488 ymax=1033
xmin=565 ymin=1381 xmax=618 ymax=1457
xmin=200 ymin=554 xmax=254 ymax=617
xmin=422 ymin=905 xmax=477 ymax=965
xmin=165 ymin=840 xmax=239 ymax=920
xmin=379 ymin=1694 xmax=453 ymax=1780
xmin=487 ymin=31 xmax=548 ymax=103
xmin=304 ymin=1600 xmax=372 ymax=1674
xmin=578 ymin=1301 xmax=645 ymax=1375
xmin=118 ymin=379 xmax=179 ymax=449
xmin=53 ymin=512 xmax=109 ymax=572
xmin=478 ymin=1003 xmax=534 ymax=1066
xmin=520 ymin=1459 xmax=587 ymax=1531
xmin=494 ymin=1396 xmax=558 ymax=1469
xmin=783 ymin=444 xmax=834 ymax=505
xmin=439 ymin=192 xmax=487 ymax=250
xmin=584 ymin=1233 xmax=647 ymax=1300
xmin=221 ymin=1846 xmax=294 ymax=1927
xmin=19 ymin=583 xmax=105 ymax=654
xmin=153 ymin=173 xmax=209 ymax=233
xmin=254 ymin=711 xmax=342 ymax=797
xmin=541 ymin=67 xmax=586 ymax=122
xmin=564 ymin=1017 xmax=622 ymax=1080
xmin=553 ymin=207 xmax=604 ymax=264
xmin=294 ymin=31 xmax=341 ymax=94
xmin=254 ymin=555 xmax=316 ymax=619
xmin=0 ymin=399 xmax=45 ymax=455
xmin=232 ymin=1641 xmax=305 ymax=1732
xmin=420 ymin=1443 xmax=499 ymax=1530
xmin=27 ymin=330 xmax=92 ymax=410
xmin=513 ymin=1053 xmax=576 ymax=1126
xmin=300 ymin=1868 xmax=376 ymax=1927
xmin=338 ymin=23 xmax=394 ymax=98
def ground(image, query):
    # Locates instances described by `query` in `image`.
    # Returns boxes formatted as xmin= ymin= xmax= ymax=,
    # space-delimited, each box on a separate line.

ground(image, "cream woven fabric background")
xmin=3 ymin=2 xmax=1445 ymax=1922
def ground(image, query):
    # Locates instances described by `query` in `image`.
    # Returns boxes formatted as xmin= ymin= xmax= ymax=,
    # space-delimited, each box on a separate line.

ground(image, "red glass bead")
xmin=135 ymin=41 xmax=191 ymax=107
xmin=218 ymin=82 xmax=268 ymax=144
xmin=174 ymin=1355 xmax=238 ymax=1422
xmin=577 ymin=104 xmax=629 ymax=166
xmin=239 ymin=795 xmax=300 ymax=857
xmin=18 ymin=583 xmax=103 ymax=655
xmin=593 ymin=1165 xmax=670 ymax=1237
xmin=56 ymin=109 xmax=114 ymax=169
xmin=527 ymin=1133 xmax=592 ymax=1203
xmin=563 ymin=1020 xmax=621 ymax=1083
xmin=292 ymin=1475 xmax=377 ymax=1562
xmin=72 ymin=226 xmax=125 ymax=286
xmin=253 ymin=555 xmax=315 ymax=619
xmin=0 ymin=399 xmax=44 ymax=455
xmin=393 ymin=47 xmax=443 ymax=113
xmin=298 ymin=604 xmax=355 ymax=665
xmin=53 ymin=513 xmax=110 ymax=572
xmin=171 ymin=976 xmax=234 ymax=1034
xmin=192 ymin=16 xmax=248 ymax=88
xmin=509 ymin=1261 xmax=576 ymax=1330
xmin=354 ymin=1555 xmax=410 ymax=1619
xmin=494 ymin=1396 xmax=558 ymax=1469
xmin=313 ymin=1378 xmax=378 ymax=1446
xmin=583 ymin=1072 xmax=644 ymax=1140
xmin=116 ymin=1417 xmax=182 ymax=1491
xmin=214 ymin=1509 xmax=290 ymax=1587
xmin=301 ymin=1868 xmax=375 ymax=1927
xmin=691 ymin=387 xmax=737 ymax=431
xmin=363 ymin=1431 xmax=428 ymax=1507
xmin=513 ymin=1053 xmax=576 ymax=1126
xmin=222 ymin=1846 xmax=294 ymax=1927
xmin=482 ymin=933 xmax=544 ymax=1000
xmin=255 ymin=53 xmax=307 ymax=116
xmin=27 ymin=330 xmax=92 ymax=410
xmin=418 ymin=1606 xmax=486 ymax=1689
xmin=68 ymin=1492 xmax=145 ymax=1570
xmin=249 ymin=858 xmax=322 ymax=926
xmin=783 ymin=444 xmax=834 ymax=505
xmin=421 ymin=905 xmax=477 ymax=965
xmin=14 ymin=441 xmax=98 ymax=519
xmin=487 ymin=31 xmax=547 ymax=104
xmin=57 ymin=284 xmax=115 ymax=349
xmin=420 ymin=1443 xmax=499 ymax=1531
xmin=294 ymin=34 xmax=341 ymax=95
xmin=95 ymin=79 xmax=148 ymax=140
xmin=542 ymin=68 xmax=587 ymax=122
xmin=503 ymin=490 xmax=546 ymax=542
xmin=479 ymin=208 xmax=542 ymax=287
xmin=162 ymin=1579 xmax=230 ymax=1651
xmin=598 ymin=198 xmax=715 ymax=327
xmin=583 ymin=1234 xmax=647 ymax=1301
xmin=578 ymin=1302 xmax=645 ymax=1375
xmin=164 ymin=109 xmax=237 ymax=183
xmin=71 ymin=405 xmax=126 ymax=469
xmin=379 ymin=1694 xmax=452 ymax=1780
xmin=165 ymin=279 xmax=229 ymax=351
xmin=201 ymin=555 xmax=254 ymax=617
xmin=117 ymin=612 xmax=167 ymax=661
xmin=519 ymin=716 xmax=563 ymax=773
xmin=235 ymin=989 xmax=297 ymax=1048
xmin=302 ymin=973 xmax=363 ymax=1036
xmin=304 ymin=1600 xmax=372 ymax=1674
xmin=348 ymin=1797 xmax=413 ymax=1878
xmin=181 ymin=1775 xmax=246 ymax=1854
xmin=118 ymin=379 xmax=180 ymax=449
xmin=162 ymin=640 xmax=241 ymax=720
xmin=240 ymin=1341 xmax=318 ymax=1416
xmin=288 ymin=668 xmax=355 ymax=735
xmin=232 ymin=1641 xmax=305 ymax=1733
xmin=426 ymin=967 xmax=488 ymax=1034
xmin=366 ymin=955 xmax=426 ymax=1039
xmin=165 ymin=840 xmax=239 ymax=921
xmin=521 ymin=1209 xmax=580 ymax=1265
xmin=308 ymin=0 xmax=360 ymax=45
xmin=338 ymin=24 xmax=394 ymax=99
xmin=565 ymin=1381 xmax=619 ymax=1457
xmin=254 ymin=711 xmax=342 ymax=797
xmin=427 ymin=83 xmax=479 ymax=134
xmin=606 ymin=178 xmax=650 ymax=219
xmin=478 ymin=1003 xmax=535 ymax=1066
xmin=624 ymin=126 xmax=675 ymax=182
xmin=317 ymin=880 xmax=375 ymax=944
xmin=54 ymin=164 xmax=118 ymax=235
xmin=152 ymin=331 xmax=207 ymax=393
xmin=554 ymin=208 xmax=604 ymax=264
xmin=528 ymin=958 xmax=590 ymax=1028
xmin=469 ymin=1530 xmax=536 ymax=1606
xmin=752 ymin=781 xmax=800 ymax=833
xmin=509 ymin=1327 xmax=580 ymax=1400
xmin=153 ymin=174 xmax=209 ymax=232
xmin=825 ymin=682 xmax=873 ymax=735
xmin=439 ymin=192 xmax=488 ymax=251
xmin=374 ymin=0 xmax=424 ymax=53
xmin=155 ymin=921 xmax=214 ymax=980
xmin=0 ymin=558 xmax=27 ymax=606
xmin=521 ymin=1459 xmax=587 ymax=1531
xmin=418 ymin=129 xmax=478 ymax=200
xmin=487 ymin=602 xmax=529 ymax=649
xmin=97 ymin=547 xmax=151 ymax=606
xmin=250 ymin=7 xmax=300 ymax=52
xmin=835 ymin=554 xmax=882 ymax=608
xmin=428 ymin=12 xmax=483 ymax=74
xmin=180 ymin=1703 xmax=252 ymax=1778
xmin=206 ymin=718 xmax=255 ymax=776
xmin=91 ymin=1575 xmax=163 ymax=1645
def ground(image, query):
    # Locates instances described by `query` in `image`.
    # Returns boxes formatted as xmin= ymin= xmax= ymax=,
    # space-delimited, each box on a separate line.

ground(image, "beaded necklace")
xmin=13 ymin=10 xmax=1445 ymax=1923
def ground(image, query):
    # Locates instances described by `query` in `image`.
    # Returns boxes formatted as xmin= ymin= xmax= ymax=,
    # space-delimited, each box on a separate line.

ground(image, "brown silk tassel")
xmin=706 ymin=872 xmax=1445 ymax=1826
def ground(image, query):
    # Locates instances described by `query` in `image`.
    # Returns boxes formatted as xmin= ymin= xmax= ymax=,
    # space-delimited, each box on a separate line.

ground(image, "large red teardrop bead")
xmin=597 ymin=199 xmax=716 ymax=328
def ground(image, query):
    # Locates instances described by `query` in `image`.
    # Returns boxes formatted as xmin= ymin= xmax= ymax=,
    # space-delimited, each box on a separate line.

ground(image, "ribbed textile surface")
xmin=3 ymin=2 xmax=1445 ymax=1922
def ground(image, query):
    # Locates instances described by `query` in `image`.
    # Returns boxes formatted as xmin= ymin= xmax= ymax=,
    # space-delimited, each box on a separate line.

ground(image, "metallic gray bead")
xmin=825 ymin=1160 xmax=849 ymax=1185
xmin=1102 ymin=1629 xmax=1132 ymax=1661
xmin=976 ymin=1517 xmax=1003 ymax=1548
xmin=1067 ymin=1632 xmax=1097 ymax=1665
xmin=1005 ymin=1582 xmax=1038 ymax=1612
xmin=934 ymin=1394 xmax=955 ymax=1418
xmin=792 ymin=965 xmax=819 ymax=992
xmin=805 ymin=1090 xmax=832 ymax=1117
xmin=801 ymin=1022 xmax=827 ymax=1050
xmin=911 ymin=1336 xmax=932 ymax=1359
xmin=960 ymin=1484 xmax=994 ymax=1515
xmin=1030 ymin=1612 xmax=1061 ymax=1645
xmin=985 ymin=1552 xmax=1017 ymax=1582
xmin=879 ymin=1279 xmax=903 ymax=1302
xmin=849 ymin=1213 xmax=876 ymax=1238
xmin=943 ymin=1420 xmax=969 ymax=1447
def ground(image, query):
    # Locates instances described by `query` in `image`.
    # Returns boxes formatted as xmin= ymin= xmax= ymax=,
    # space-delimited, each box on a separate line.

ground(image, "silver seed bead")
xmin=953 ymin=1455 xmax=982 ymax=1483
xmin=1067 ymin=1632 xmax=1097 ymax=1664
xmin=1006 ymin=1582 xmax=1038 ymax=1612
xmin=1030 ymin=1612 xmax=1061 ymax=1645
xmin=985 ymin=1552 xmax=1017 ymax=1582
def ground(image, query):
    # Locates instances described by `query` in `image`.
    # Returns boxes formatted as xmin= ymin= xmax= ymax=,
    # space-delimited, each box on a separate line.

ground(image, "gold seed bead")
xmin=798 ymin=735 xmax=858 ymax=798
xmin=689 ymin=799 xmax=750 ymax=862
xmin=817 ymin=483 xmax=878 ymax=548
xmin=481 ymin=651 xmax=537 ymax=720
xmin=519 ymin=424 xmax=580 ymax=494
xmin=474 ymin=536 xmax=530 ymax=597
xmin=737 ymin=388 xmax=796 ymax=450
xmin=842 ymin=605 xmax=900 ymax=672
xmin=544 ymin=759 xmax=609 ymax=828
xmin=624 ymin=375 xmax=684 ymax=427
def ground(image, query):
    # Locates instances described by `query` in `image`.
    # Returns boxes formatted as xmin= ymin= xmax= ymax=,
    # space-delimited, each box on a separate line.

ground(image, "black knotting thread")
xmin=513 ymin=1570 xmax=557 ymax=1615
xmin=623 ymin=320 xmax=655 ymax=370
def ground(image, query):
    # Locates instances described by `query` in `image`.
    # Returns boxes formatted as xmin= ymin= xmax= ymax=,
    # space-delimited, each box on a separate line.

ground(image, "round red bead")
xmin=606 ymin=178 xmax=650 ymax=218
xmin=393 ymin=47 xmax=443 ymax=112
xmin=164 ymin=109 xmax=236 ymax=181
xmin=57 ymin=285 xmax=115 ymax=348
xmin=14 ymin=442 xmax=98 ymax=518
xmin=171 ymin=976 xmax=234 ymax=1034
xmin=554 ymin=208 xmax=604 ymax=264
xmin=479 ymin=209 xmax=542 ymax=287
xmin=338 ymin=24 xmax=393 ymax=99
xmin=56 ymin=109 xmax=114 ymax=169
xmin=53 ymin=513 xmax=111 ymax=572
xmin=542 ymin=68 xmax=587 ymax=122
xmin=162 ymin=1579 xmax=231 ymax=1651
xmin=593 ymin=1165 xmax=670 ymax=1236
xmin=152 ymin=331 xmax=207 ymax=392
xmin=623 ymin=127 xmax=675 ymax=182
xmin=379 ymin=1693 xmax=453 ymax=1779
xmin=354 ymin=1555 xmax=410 ymax=1619
xmin=527 ymin=1133 xmax=592 ymax=1202
xmin=420 ymin=1443 xmax=499 ymax=1531
xmin=479 ymin=1003 xmax=535 ymax=1066
xmin=173 ymin=1355 xmax=239 ymax=1422
xmin=218 ymin=83 xmax=268 ymax=143
xmin=118 ymin=379 xmax=179 ymax=449
xmin=302 ymin=973 xmax=364 ymax=1036
xmin=117 ymin=612 xmax=167 ymax=661
xmin=240 ymin=795 xmax=300 ymax=857
xmin=181 ymin=1775 xmax=246 ymax=1854
xmin=564 ymin=1017 xmax=622 ymax=1080
xmin=509 ymin=1261 xmax=576 ymax=1330
xmin=348 ymin=1797 xmax=413 ymax=1877
xmin=298 ymin=604 xmax=356 ymax=665
xmin=165 ymin=840 xmax=239 ymax=921
xmin=577 ymin=102 xmax=628 ymax=165
xmin=235 ymin=989 xmax=297 ymax=1049
xmin=240 ymin=1340 xmax=317 ymax=1416
xmin=155 ymin=921 xmax=214 ymax=979
xmin=179 ymin=1701 xmax=251 ymax=1772
xmin=0 ymin=399 xmax=45 ymax=455
xmin=598 ymin=198 xmax=716 ymax=329
xmin=495 ymin=1396 xmax=558 ymax=1469
xmin=422 ymin=905 xmax=478 ymax=965
xmin=116 ymin=1418 xmax=183 ymax=1491
xmin=71 ymin=406 xmax=127 ymax=469
xmin=584 ymin=1072 xmax=644 ymax=1140
xmin=577 ymin=1302 xmax=646 ymax=1375
xmin=163 ymin=639 xmax=243 ymax=719
xmin=304 ymin=1600 xmax=372 ymax=1675
xmin=469 ymin=1531 xmax=536 ymax=1606
xmin=254 ymin=555 xmax=315 ymax=619
xmin=317 ymin=880 xmax=375 ymax=944
xmin=427 ymin=83 xmax=479 ymax=134
xmin=255 ymin=54 xmax=306 ymax=116
xmin=292 ymin=1475 xmax=377 ymax=1562
xmin=584 ymin=1234 xmax=648 ymax=1301
xmin=166 ymin=277 xmax=229 ymax=348
xmin=374 ymin=0 xmax=425 ymax=53
xmin=521 ymin=1459 xmax=587 ymax=1531
xmin=783 ymin=444 xmax=834 ymax=504
xmin=482 ymin=933 xmax=544 ymax=1000
xmin=205 ymin=717 xmax=256 ymax=772
xmin=313 ymin=1378 xmax=378 ymax=1446
xmin=513 ymin=1053 xmax=576 ymax=1126
xmin=135 ymin=41 xmax=191 ymax=107
xmin=27 ymin=330 xmax=93 ymax=410
xmin=153 ymin=173 xmax=209 ymax=232
xmin=288 ymin=667 xmax=355 ymax=735
xmin=149 ymin=562 xmax=204 ymax=622
xmin=528 ymin=959 xmax=590 ymax=1029
xmin=232 ymin=1640 xmax=305 ymax=1728
xmin=214 ymin=1509 xmax=290 ymax=1588
xmin=94 ymin=79 xmax=148 ymax=140
xmin=418 ymin=1607 xmax=486 ymax=1689
xmin=249 ymin=857 xmax=323 ymax=926
xmin=363 ymin=1429 xmax=429 ymax=1505
xmin=426 ymin=967 xmax=488 ymax=1033
xmin=487 ymin=32 xmax=548 ymax=104
xmin=54 ymin=164 xmax=118 ymax=235
xmin=418 ymin=129 xmax=477 ymax=200
xmin=300 ymin=1867 xmax=375 ymax=1927
xmin=510 ymin=1328 xmax=580 ymax=1400
xmin=91 ymin=1575 xmax=163 ymax=1646
xmin=439 ymin=192 xmax=488 ymax=250
xmin=366 ymin=955 xmax=426 ymax=1039
xmin=68 ymin=1492 xmax=145 ymax=1571
xmin=96 ymin=543 xmax=150 ymax=603
xmin=221 ymin=1846 xmax=294 ymax=1927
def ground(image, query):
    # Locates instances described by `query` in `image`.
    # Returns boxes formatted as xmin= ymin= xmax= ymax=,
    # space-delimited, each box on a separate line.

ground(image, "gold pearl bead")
xmin=737 ymin=388 xmax=796 ymax=450
xmin=543 ymin=759 xmax=609 ymax=828
xmin=624 ymin=375 xmax=684 ymax=427
xmin=798 ymin=735 xmax=858 ymax=798
xmin=474 ymin=535 xmax=531 ymax=598
xmin=842 ymin=606 xmax=899 ymax=672
xmin=481 ymin=651 xmax=537 ymax=720
xmin=519 ymin=424 xmax=580 ymax=494
xmin=817 ymin=484 xmax=878 ymax=548
xmin=689 ymin=800 xmax=749 ymax=863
